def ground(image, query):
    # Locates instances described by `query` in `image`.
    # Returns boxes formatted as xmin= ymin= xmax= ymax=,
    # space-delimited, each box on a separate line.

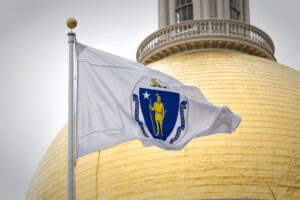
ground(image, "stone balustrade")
xmin=137 ymin=19 xmax=275 ymax=64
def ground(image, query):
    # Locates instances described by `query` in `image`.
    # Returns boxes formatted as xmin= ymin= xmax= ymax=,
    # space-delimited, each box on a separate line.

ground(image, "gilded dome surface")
xmin=26 ymin=51 xmax=300 ymax=200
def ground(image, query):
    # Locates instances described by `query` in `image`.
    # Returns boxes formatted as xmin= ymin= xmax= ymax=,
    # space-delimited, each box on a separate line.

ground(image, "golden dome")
xmin=26 ymin=51 xmax=300 ymax=200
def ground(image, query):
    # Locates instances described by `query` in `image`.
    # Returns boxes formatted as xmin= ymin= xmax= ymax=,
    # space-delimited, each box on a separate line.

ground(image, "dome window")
xmin=175 ymin=0 xmax=193 ymax=23
xmin=230 ymin=0 xmax=241 ymax=20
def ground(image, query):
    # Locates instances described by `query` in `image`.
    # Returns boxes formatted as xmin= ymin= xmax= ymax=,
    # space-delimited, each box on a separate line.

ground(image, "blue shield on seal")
xmin=139 ymin=88 xmax=179 ymax=141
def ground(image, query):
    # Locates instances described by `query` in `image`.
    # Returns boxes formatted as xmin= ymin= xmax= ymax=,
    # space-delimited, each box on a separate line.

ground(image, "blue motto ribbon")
xmin=133 ymin=94 xmax=149 ymax=138
xmin=170 ymin=101 xmax=187 ymax=144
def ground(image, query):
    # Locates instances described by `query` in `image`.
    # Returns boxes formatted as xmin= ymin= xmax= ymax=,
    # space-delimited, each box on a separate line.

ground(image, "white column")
xmin=193 ymin=0 xmax=201 ymax=20
xmin=216 ymin=0 xmax=224 ymax=19
xmin=169 ymin=0 xmax=175 ymax=24
xmin=202 ymin=0 xmax=210 ymax=19
xmin=159 ymin=0 xmax=169 ymax=29
xmin=243 ymin=0 xmax=250 ymax=23
xmin=223 ymin=0 xmax=230 ymax=19
xmin=239 ymin=0 xmax=244 ymax=21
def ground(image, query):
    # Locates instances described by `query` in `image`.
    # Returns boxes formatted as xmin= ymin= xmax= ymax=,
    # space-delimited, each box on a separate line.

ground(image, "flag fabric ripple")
xmin=75 ymin=42 xmax=241 ymax=158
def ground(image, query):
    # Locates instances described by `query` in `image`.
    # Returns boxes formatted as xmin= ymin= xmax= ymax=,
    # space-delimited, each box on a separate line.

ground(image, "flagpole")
xmin=67 ymin=18 xmax=77 ymax=200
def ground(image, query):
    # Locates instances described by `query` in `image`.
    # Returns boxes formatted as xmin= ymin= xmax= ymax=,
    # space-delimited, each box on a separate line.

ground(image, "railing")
xmin=137 ymin=19 xmax=275 ymax=64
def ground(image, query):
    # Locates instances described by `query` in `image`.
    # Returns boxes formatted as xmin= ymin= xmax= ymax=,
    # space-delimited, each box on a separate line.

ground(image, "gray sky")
xmin=0 ymin=0 xmax=299 ymax=199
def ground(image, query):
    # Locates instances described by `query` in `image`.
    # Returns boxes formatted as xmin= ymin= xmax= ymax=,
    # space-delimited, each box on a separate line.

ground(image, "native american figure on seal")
xmin=149 ymin=93 xmax=166 ymax=137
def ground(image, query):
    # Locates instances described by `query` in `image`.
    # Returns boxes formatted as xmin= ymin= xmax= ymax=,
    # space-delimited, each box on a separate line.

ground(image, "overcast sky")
xmin=0 ymin=0 xmax=299 ymax=199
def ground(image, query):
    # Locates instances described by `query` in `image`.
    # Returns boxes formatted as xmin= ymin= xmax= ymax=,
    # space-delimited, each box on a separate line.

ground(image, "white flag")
xmin=75 ymin=43 xmax=241 ymax=158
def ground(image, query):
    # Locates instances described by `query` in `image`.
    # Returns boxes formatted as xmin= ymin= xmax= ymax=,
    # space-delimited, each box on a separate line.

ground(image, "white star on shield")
xmin=143 ymin=91 xmax=150 ymax=99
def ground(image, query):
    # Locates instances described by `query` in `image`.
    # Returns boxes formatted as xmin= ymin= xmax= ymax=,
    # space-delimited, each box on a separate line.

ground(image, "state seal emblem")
xmin=132 ymin=77 xmax=188 ymax=144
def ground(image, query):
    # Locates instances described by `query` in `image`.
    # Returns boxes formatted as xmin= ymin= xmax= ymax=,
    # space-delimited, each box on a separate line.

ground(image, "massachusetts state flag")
xmin=75 ymin=42 xmax=241 ymax=158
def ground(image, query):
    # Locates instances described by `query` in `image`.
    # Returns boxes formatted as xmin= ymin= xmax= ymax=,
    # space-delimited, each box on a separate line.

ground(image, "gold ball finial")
xmin=67 ymin=18 xmax=77 ymax=30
